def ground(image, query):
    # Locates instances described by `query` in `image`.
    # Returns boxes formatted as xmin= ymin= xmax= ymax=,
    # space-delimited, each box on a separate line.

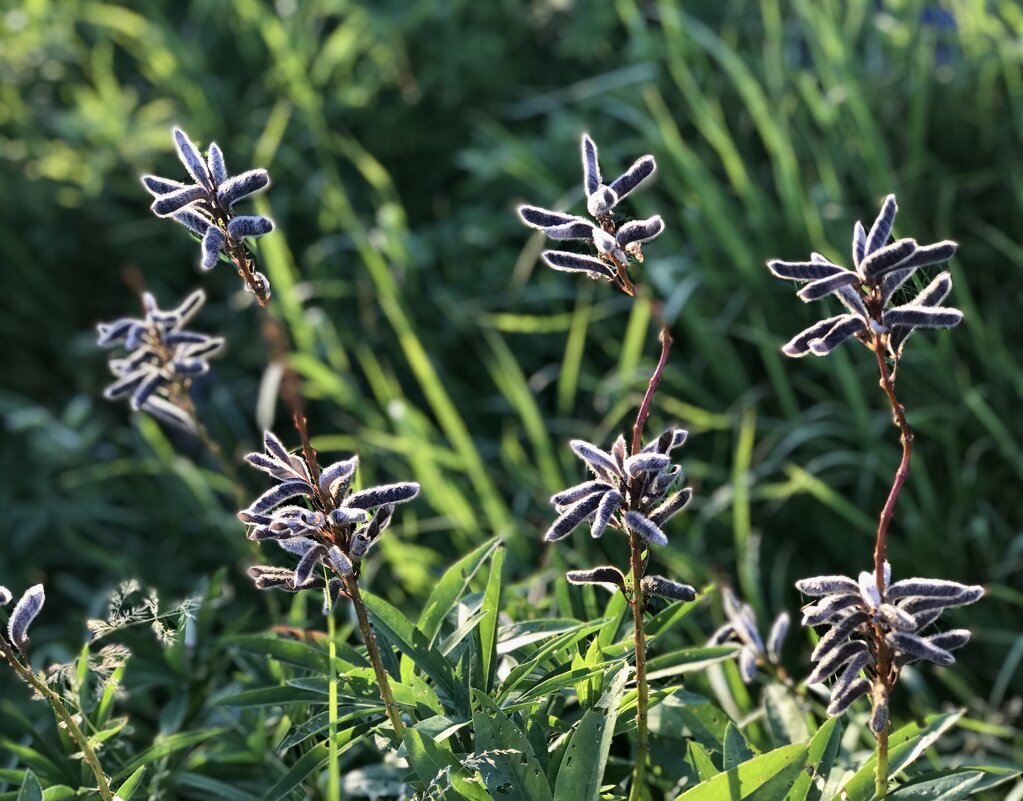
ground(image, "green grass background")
xmin=1 ymin=0 xmax=1021 ymax=785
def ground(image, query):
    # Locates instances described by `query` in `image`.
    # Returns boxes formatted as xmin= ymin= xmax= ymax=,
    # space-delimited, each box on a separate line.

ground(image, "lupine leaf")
xmin=672 ymin=743 xmax=809 ymax=800
xmin=471 ymin=691 xmax=553 ymax=801
xmin=418 ymin=538 xmax=501 ymax=646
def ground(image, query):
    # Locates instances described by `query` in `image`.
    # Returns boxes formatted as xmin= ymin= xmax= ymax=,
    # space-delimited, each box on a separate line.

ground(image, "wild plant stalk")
xmin=290 ymin=413 xmax=407 ymax=741
xmin=521 ymin=135 xmax=699 ymax=798
xmin=626 ymin=324 xmax=671 ymax=798
xmin=869 ymin=330 xmax=912 ymax=799
xmin=771 ymin=195 xmax=982 ymax=799
xmin=325 ymin=601 xmax=341 ymax=801
xmin=0 ymin=639 xmax=114 ymax=801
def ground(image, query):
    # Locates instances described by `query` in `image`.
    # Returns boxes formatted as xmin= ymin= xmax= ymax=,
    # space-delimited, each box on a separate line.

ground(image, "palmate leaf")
xmin=552 ymin=664 xmax=629 ymax=801
xmin=471 ymin=690 xmax=553 ymax=801
xmin=404 ymin=727 xmax=490 ymax=801
xmin=673 ymin=743 xmax=809 ymax=800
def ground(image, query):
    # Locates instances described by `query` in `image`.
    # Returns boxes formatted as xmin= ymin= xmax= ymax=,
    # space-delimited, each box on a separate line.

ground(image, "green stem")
xmin=326 ymin=599 xmax=341 ymax=801
xmin=343 ymin=575 xmax=406 ymax=739
xmin=0 ymin=641 xmax=113 ymax=801
xmin=627 ymin=534 xmax=649 ymax=801
xmin=626 ymin=324 xmax=672 ymax=801
xmin=875 ymin=728 xmax=890 ymax=799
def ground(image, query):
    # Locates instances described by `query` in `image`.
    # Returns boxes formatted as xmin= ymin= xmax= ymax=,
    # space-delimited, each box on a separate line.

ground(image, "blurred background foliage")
xmin=2 ymin=0 xmax=1022 ymax=789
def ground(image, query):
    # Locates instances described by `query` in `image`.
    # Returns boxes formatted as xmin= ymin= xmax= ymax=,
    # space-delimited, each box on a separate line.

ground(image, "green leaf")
xmin=496 ymin=622 xmax=603 ymax=701
xmin=362 ymin=590 xmax=458 ymax=700
xmin=673 ymin=743 xmax=809 ymax=800
xmin=688 ymin=742 xmax=720 ymax=782
xmin=764 ymin=684 xmax=809 ymax=746
xmin=175 ymin=772 xmax=259 ymax=801
xmin=887 ymin=771 xmax=986 ymax=800
xmin=553 ymin=663 xmax=629 ymax=801
xmin=723 ymin=723 xmax=757 ymax=770
xmin=227 ymin=634 xmax=365 ymax=672
xmin=646 ymin=645 xmax=739 ymax=680
xmin=114 ymin=728 xmax=227 ymax=780
xmin=217 ymin=687 xmax=323 ymax=707
xmin=113 ymin=766 xmax=147 ymax=800
xmin=505 ymin=663 xmax=614 ymax=711
xmin=404 ymin=727 xmax=490 ymax=801
xmin=837 ymin=711 xmax=963 ymax=801
xmin=648 ymin=691 xmax=731 ymax=749
xmin=16 ymin=771 xmax=42 ymax=801
xmin=418 ymin=539 xmax=501 ymax=646
xmin=479 ymin=544 xmax=505 ymax=692
xmin=471 ymin=690 xmax=553 ymax=801
xmin=40 ymin=787 xmax=74 ymax=801
xmin=262 ymin=741 xmax=328 ymax=801
xmin=788 ymin=716 xmax=841 ymax=801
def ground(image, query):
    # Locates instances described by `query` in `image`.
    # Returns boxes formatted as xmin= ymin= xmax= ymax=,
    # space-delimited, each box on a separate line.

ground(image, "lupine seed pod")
xmin=810 ymin=611 xmax=869 ymax=662
xmin=796 ymin=576 xmax=861 ymax=597
xmin=8 ymin=585 xmax=45 ymax=650
xmin=567 ymin=566 xmax=627 ymax=590
xmin=888 ymin=632 xmax=956 ymax=666
xmin=344 ymin=483 xmax=421 ymax=510
xmin=802 ymin=594 xmax=862 ymax=626
xmin=590 ymin=490 xmax=622 ymax=539
xmin=766 ymin=612 xmax=790 ymax=663
xmin=642 ymin=576 xmax=697 ymax=603
xmin=807 ymin=639 xmax=869 ymax=685
xmin=738 ymin=645 xmax=758 ymax=683
xmin=0 ymin=587 xmax=11 ymax=606
xmin=624 ymin=511 xmax=667 ymax=547
xmin=826 ymin=677 xmax=871 ymax=716
xmin=544 ymin=492 xmax=604 ymax=542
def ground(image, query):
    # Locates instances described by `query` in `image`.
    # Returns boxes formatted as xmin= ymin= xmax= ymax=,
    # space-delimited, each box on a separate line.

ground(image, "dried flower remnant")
xmin=96 ymin=288 xmax=223 ymax=431
xmin=548 ymin=428 xmax=696 ymax=605
xmin=796 ymin=564 xmax=981 ymax=725
xmin=766 ymin=194 xmax=962 ymax=358
xmin=707 ymin=588 xmax=790 ymax=683
xmin=3 ymin=584 xmax=45 ymax=651
xmin=518 ymin=134 xmax=663 ymax=296
xmin=142 ymin=128 xmax=274 ymax=303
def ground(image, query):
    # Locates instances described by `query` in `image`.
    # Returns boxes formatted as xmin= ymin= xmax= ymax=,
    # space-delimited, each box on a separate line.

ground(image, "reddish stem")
xmin=631 ymin=325 xmax=673 ymax=457
xmin=872 ymin=334 xmax=913 ymax=594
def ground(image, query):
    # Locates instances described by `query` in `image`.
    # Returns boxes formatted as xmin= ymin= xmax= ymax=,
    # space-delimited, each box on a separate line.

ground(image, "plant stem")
xmin=870 ymin=333 xmax=911 ymax=798
xmin=325 ymin=599 xmax=341 ymax=801
xmin=871 ymin=335 xmax=913 ymax=593
xmin=627 ymin=533 xmax=649 ymax=801
xmin=342 ymin=575 xmax=406 ymax=739
xmin=0 ymin=641 xmax=113 ymax=801
xmin=626 ymin=324 xmax=673 ymax=801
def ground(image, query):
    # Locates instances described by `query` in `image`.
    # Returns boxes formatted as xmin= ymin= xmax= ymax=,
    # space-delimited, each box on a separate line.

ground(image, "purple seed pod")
xmin=328 ymin=508 xmax=370 ymax=527
xmin=797 ymin=272 xmax=861 ymax=303
xmin=327 ymin=546 xmax=353 ymax=577
xmin=882 ymin=305 xmax=963 ymax=330
xmin=878 ymin=603 xmax=918 ymax=632
xmin=294 ymin=545 xmax=329 ymax=587
xmin=172 ymin=209 xmax=212 ymax=237
xmin=349 ymin=530 xmax=373 ymax=560
xmin=864 ymin=194 xmax=897 ymax=257
xmin=207 ymin=142 xmax=227 ymax=186
xmin=217 ymin=169 xmax=271 ymax=208
xmin=544 ymin=219 xmax=596 ymax=240
xmin=567 ymin=566 xmax=626 ymax=590
xmin=795 ymin=575 xmax=861 ymax=597
xmin=624 ymin=453 xmax=670 ymax=478
xmin=624 ymin=511 xmax=668 ymax=547
xmin=8 ymin=585 xmax=45 ymax=650
xmin=0 ymin=587 xmax=9 ymax=606
xmin=648 ymin=488 xmax=692 ymax=527
xmin=541 ymin=250 xmax=614 ymax=281
xmin=802 ymin=594 xmax=862 ymax=626
xmin=151 ymin=185 xmax=207 ymax=217
xmin=518 ymin=205 xmax=578 ymax=230
xmin=643 ymin=575 xmax=697 ymax=603
xmin=318 ymin=456 xmax=359 ymax=503
xmin=859 ymin=239 xmax=917 ymax=282
xmin=766 ymin=612 xmax=790 ymax=663
xmin=581 ymin=134 xmax=601 ymax=195
xmin=344 ymin=482 xmax=421 ymax=510
xmin=246 ymin=480 xmax=314 ymax=515
xmin=807 ymin=317 xmax=870 ymax=356
xmin=544 ymin=492 xmax=604 ymax=543
xmin=173 ymin=127 xmax=214 ymax=191
xmin=888 ymin=632 xmax=956 ymax=666
xmin=227 ymin=215 xmax=274 ymax=239
xmin=767 ymin=258 xmax=846 ymax=281
xmin=831 ymin=651 xmax=872 ymax=699
xmin=201 ymin=226 xmax=225 ymax=270
xmin=826 ymin=677 xmax=870 ymax=716
xmin=608 ymin=155 xmax=656 ymax=202
xmin=590 ymin=489 xmax=622 ymax=539
xmin=738 ymin=645 xmax=758 ymax=684
xmin=551 ymin=480 xmax=612 ymax=508
xmin=782 ymin=315 xmax=864 ymax=358
xmin=569 ymin=440 xmax=620 ymax=481
xmin=807 ymin=640 xmax=869 ymax=685
xmin=810 ymin=611 xmax=869 ymax=662
xmin=707 ymin=623 xmax=734 ymax=646
xmin=616 ymin=216 xmax=664 ymax=247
